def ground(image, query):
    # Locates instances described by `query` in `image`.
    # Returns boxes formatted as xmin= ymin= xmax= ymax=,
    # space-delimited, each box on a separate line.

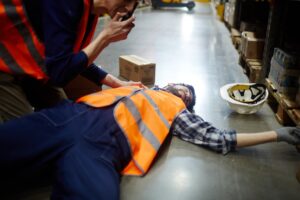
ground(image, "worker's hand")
xmin=101 ymin=12 xmax=135 ymax=44
xmin=101 ymin=74 xmax=147 ymax=89
xmin=275 ymin=127 xmax=300 ymax=145
xmin=120 ymin=80 xmax=148 ymax=89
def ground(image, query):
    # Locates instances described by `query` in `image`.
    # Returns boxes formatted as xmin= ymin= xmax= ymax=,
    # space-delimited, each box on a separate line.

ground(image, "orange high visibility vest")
xmin=77 ymin=87 xmax=186 ymax=176
xmin=0 ymin=0 xmax=98 ymax=80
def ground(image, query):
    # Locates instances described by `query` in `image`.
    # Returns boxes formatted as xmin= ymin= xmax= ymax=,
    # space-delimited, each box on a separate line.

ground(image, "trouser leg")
xmin=52 ymin=145 xmax=120 ymax=200
xmin=0 ymin=100 xmax=90 ymax=180
xmin=51 ymin=106 xmax=131 ymax=200
xmin=0 ymin=101 xmax=130 ymax=199
xmin=0 ymin=72 xmax=33 ymax=123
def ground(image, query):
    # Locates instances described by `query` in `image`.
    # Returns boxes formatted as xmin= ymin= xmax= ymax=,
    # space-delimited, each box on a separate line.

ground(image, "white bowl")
xmin=220 ymin=83 xmax=269 ymax=114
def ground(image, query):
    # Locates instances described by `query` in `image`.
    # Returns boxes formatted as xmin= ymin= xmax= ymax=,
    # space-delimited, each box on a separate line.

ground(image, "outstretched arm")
xmin=172 ymin=110 xmax=300 ymax=154
xmin=237 ymin=127 xmax=300 ymax=148
xmin=236 ymin=131 xmax=277 ymax=147
xmin=171 ymin=110 xmax=237 ymax=154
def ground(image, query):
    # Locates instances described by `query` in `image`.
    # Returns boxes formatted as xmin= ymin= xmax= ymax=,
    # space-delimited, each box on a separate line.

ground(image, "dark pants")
xmin=0 ymin=100 xmax=131 ymax=200
xmin=0 ymin=72 xmax=67 ymax=123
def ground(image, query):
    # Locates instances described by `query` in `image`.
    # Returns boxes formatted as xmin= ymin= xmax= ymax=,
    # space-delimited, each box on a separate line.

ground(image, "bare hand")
xmin=102 ymin=12 xmax=135 ymax=44
xmin=121 ymin=80 xmax=148 ymax=89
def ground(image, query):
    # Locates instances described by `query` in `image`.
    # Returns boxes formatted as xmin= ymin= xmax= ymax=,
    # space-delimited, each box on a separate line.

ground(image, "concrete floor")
xmin=4 ymin=3 xmax=300 ymax=200
xmin=101 ymin=3 xmax=300 ymax=200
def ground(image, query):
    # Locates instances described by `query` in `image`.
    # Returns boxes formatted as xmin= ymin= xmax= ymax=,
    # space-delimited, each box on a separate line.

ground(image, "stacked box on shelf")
xmin=231 ymin=28 xmax=241 ymax=50
xmin=224 ymin=2 xmax=230 ymax=24
xmin=224 ymin=0 xmax=236 ymax=27
xmin=247 ymin=60 xmax=262 ymax=83
xmin=268 ymin=48 xmax=300 ymax=100
xmin=240 ymin=31 xmax=254 ymax=55
xmin=240 ymin=21 xmax=266 ymax=38
xmin=240 ymin=31 xmax=265 ymax=59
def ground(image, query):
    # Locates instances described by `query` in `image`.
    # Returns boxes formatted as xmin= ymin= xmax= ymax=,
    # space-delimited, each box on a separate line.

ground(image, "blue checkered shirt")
xmin=171 ymin=110 xmax=237 ymax=154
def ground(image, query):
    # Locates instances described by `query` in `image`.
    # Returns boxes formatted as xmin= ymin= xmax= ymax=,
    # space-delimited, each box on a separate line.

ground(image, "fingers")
xmin=120 ymin=17 xmax=135 ymax=34
xmin=137 ymin=82 xmax=148 ymax=89
xmin=122 ymin=15 xmax=136 ymax=24
xmin=112 ymin=12 xmax=126 ymax=21
xmin=141 ymin=84 xmax=148 ymax=89
xmin=127 ymin=81 xmax=148 ymax=89
xmin=102 ymin=16 xmax=135 ymax=43
xmin=292 ymin=128 xmax=300 ymax=139
xmin=290 ymin=127 xmax=300 ymax=145
xmin=293 ymin=127 xmax=300 ymax=134
xmin=112 ymin=12 xmax=136 ymax=23
xmin=120 ymin=22 xmax=135 ymax=34
xmin=275 ymin=126 xmax=300 ymax=146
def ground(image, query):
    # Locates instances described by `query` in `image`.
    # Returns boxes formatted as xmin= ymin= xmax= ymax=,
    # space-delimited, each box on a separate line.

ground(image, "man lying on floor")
xmin=0 ymin=83 xmax=300 ymax=200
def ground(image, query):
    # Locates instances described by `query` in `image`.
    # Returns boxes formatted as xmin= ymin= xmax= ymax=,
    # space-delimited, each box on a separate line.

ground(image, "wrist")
xmin=114 ymin=79 xmax=125 ymax=88
xmin=102 ymin=74 xmax=124 ymax=88
xmin=99 ymin=30 xmax=111 ymax=44
xmin=92 ymin=31 xmax=110 ymax=48
xmin=271 ymin=131 xmax=279 ymax=142
xmin=274 ymin=127 xmax=287 ymax=142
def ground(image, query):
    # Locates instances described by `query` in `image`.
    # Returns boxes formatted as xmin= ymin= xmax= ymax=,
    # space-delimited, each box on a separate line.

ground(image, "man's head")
xmin=93 ymin=0 xmax=138 ymax=19
xmin=163 ymin=83 xmax=196 ymax=112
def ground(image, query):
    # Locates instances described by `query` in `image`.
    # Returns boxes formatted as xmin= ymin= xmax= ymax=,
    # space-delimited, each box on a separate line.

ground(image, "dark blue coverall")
xmin=0 ymin=100 xmax=131 ymax=199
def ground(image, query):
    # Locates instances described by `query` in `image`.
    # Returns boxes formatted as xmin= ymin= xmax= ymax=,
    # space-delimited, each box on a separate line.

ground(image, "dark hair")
xmin=164 ymin=83 xmax=196 ymax=112
xmin=181 ymin=83 xmax=196 ymax=112
xmin=163 ymin=83 xmax=196 ymax=112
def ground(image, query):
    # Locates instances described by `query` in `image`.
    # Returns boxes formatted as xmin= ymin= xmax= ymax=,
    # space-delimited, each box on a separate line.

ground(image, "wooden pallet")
xmin=265 ymin=78 xmax=300 ymax=125
xmin=239 ymin=54 xmax=262 ymax=83
xmin=231 ymin=28 xmax=241 ymax=50
xmin=232 ymin=37 xmax=241 ymax=50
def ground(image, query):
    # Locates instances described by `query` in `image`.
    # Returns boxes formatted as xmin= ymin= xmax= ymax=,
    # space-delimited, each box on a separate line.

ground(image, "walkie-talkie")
xmin=121 ymin=2 xmax=138 ymax=21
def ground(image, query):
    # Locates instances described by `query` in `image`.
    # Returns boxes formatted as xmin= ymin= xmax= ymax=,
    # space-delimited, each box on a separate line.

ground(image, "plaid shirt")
xmin=171 ymin=110 xmax=237 ymax=154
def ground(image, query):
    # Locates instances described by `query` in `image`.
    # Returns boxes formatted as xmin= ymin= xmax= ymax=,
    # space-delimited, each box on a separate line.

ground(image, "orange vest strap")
xmin=76 ymin=86 xmax=142 ymax=107
xmin=1 ymin=0 xmax=97 ymax=80
xmin=0 ymin=0 xmax=47 ymax=79
xmin=115 ymin=90 xmax=186 ymax=176
xmin=121 ymin=160 xmax=145 ymax=176
xmin=73 ymin=0 xmax=99 ymax=52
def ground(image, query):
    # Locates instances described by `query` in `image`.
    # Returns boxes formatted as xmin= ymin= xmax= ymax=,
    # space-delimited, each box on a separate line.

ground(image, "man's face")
xmin=101 ymin=0 xmax=138 ymax=19
xmin=163 ymin=84 xmax=193 ymax=107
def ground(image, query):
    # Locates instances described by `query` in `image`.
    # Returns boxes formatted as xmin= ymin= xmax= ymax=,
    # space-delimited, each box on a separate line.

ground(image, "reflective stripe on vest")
xmin=0 ymin=0 xmax=98 ymax=80
xmin=77 ymin=87 xmax=186 ymax=176
xmin=76 ymin=86 xmax=142 ymax=107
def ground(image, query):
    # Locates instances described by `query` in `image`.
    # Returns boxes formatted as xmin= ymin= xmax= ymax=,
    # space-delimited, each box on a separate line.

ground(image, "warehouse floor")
xmin=5 ymin=3 xmax=300 ymax=200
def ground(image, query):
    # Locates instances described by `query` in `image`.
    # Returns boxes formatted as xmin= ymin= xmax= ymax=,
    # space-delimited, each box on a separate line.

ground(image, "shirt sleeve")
xmin=42 ymin=0 xmax=95 ymax=86
xmin=80 ymin=64 xmax=108 ymax=86
xmin=171 ymin=110 xmax=237 ymax=154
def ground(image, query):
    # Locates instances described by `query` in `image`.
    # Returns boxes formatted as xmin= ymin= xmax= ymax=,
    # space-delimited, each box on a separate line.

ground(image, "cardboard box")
xmin=249 ymin=64 xmax=262 ymax=83
xmin=240 ymin=21 xmax=266 ymax=38
xmin=246 ymin=60 xmax=262 ymax=83
xmin=240 ymin=32 xmax=264 ymax=59
xmin=268 ymin=57 xmax=300 ymax=99
xmin=244 ymin=37 xmax=265 ymax=59
xmin=240 ymin=31 xmax=255 ymax=54
xmin=119 ymin=55 xmax=155 ymax=85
